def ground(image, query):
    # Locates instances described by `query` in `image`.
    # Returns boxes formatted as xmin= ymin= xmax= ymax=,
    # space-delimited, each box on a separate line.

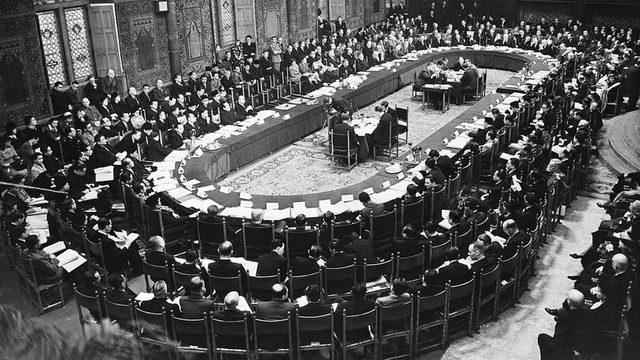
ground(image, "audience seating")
xmin=372 ymin=122 xmax=399 ymax=160
xmin=415 ymin=290 xmax=448 ymax=353
xmin=296 ymin=310 xmax=335 ymax=359
xmin=142 ymin=259 xmax=172 ymax=292
xmin=196 ymin=215 xmax=228 ymax=258
xmin=497 ymin=251 xmax=520 ymax=312
xmin=377 ymin=300 xmax=415 ymax=360
xmin=170 ymin=311 xmax=212 ymax=359
xmin=324 ymin=262 xmax=358 ymax=299
xmin=173 ymin=268 xmax=202 ymax=291
xmin=253 ymin=313 xmax=295 ymax=359
xmin=289 ymin=270 xmax=322 ymax=300
xmin=247 ymin=272 xmax=281 ymax=302
xmin=395 ymin=105 xmax=409 ymax=145
xmin=104 ymin=296 xmax=135 ymax=330
xmin=369 ymin=208 xmax=398 ymax=257
xmin=395 ymin=247 xmax=426 ymax=286
xmin=335 ymin=308 xmax=378 ymax=360
xmin=211 ymin=313 xmax=252 ymax=358
xmin=444 ymin=278 xmax=476 ymax=344
xmin=134 ymin=305 xmax=170 ymax=342
xmin=401 ymin=198 xmax=425 ymax=231
xmin=284 ymin=226 xmax=320 ymax=264
xmin=363 ymin=258 xmax=394 ymax=284
xmin=240 ymin=221 xmax=275 ymax=260
xmin=209 ymin=272 xmax=243 ymax=301
xmin=474 ymin=265 xmax=501 ymax=328
xmin=428 ymin=239 xmax=451 ymax=269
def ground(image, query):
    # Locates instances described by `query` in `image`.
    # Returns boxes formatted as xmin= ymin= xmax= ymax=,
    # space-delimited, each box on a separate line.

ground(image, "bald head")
xmin=224 ymin=291 xmax=240 ymax=309
xmin=218 ymin=241 xmax=234 ymax=257
xmin=149 ymin=236 xmax=165 ymax=251
xmin=567 ymin=289 xmax=584 ymax=309
xmin=612 ymin=253 xmax=629 ymax=274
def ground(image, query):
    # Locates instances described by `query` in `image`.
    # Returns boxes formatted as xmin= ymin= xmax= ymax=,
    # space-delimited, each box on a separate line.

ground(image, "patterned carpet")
xmin=218 ymin=69 xmax=513 ymax=196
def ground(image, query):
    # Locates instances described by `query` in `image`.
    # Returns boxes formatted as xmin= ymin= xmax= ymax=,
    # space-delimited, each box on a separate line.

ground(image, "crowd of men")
xmin=1 ymin=3 xmax=639 ymax=359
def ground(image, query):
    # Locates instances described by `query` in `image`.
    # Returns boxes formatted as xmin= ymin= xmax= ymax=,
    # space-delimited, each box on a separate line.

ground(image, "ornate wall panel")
xmin=37 ymin=11 xmax=67 ymax=86
xmin=64 ymin=7 xmax=94 ymax=81
xmin=177 ymin=0 xmax=214 ymax=74
xmin=218 ymin=0 xmax=237 ymax=47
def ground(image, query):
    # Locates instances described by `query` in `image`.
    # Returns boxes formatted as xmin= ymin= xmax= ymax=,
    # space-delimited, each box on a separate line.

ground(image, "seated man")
xmin=357 ymin=191 xmax=385 ymax=229
xmin=434 ymin=246 xmax=473 ymax=286
xmin=376 ymin=278 xmax=412 ymax=306
xmin=332 ymin=114 xmax=359 ymax=152
xmin=105 ymin=273 xmax=136 ymax=305
xmin=211 ymin=291 xmax=249 ymax=348
xmin=298 ymin=284 xmax=332 ymax=316
xmin=538 ymin=290 xmax=591 ymax=360
xmin=23 ymin=234 xmax=64 ymax=284
xmin=179 ymin=276 xmax=214 ymax=318
xmin=370 ymin=101 xmax=396 ymax=150
xmin=254 ymin=283 xmax=296 ymax=320
xmin=96 ymin=217 xmax=141 ymax=275
xmin=256 ymin=238 xmax=287 ymax=278
xmin=145 ymin=235 xmax=175 ymax=266
xmin=290 ymin=244 xmax=324 ymax=276
xmin=139 ymin=280 xmax=180 ymax=314
xmin=502 ymin=219 xmax=529 ymax=259
xmin=206 ymin=241 xmax=247 ymax=297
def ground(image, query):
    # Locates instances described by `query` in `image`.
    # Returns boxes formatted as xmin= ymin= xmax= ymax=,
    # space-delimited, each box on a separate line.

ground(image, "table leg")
xmin=422 ymin=91 xmax=425 ymax=110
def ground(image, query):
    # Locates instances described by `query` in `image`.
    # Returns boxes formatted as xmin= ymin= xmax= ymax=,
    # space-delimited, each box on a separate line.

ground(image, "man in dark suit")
xmin=166 ymin=124 xmax=186 ymax=150
xmin=428 ymin=149 xmax=455 ymax=178
xmin=96 ymin=217 xmax=138 ymax=275
xmin=290 ymin=245 xmax=322 ymax=276
xmin=538 ymin=290 xmax=591 ymax=360
xmin=219 ymin=101 xmax=238 ymax=126
xmin=87 ymin=135 xmax=116 ymax=170
xmin=371 ymin=102 xmax=396 ymax=150
xmin=100 ymin=69 xmax=119 ymax=97
xmin=145 ymin=235 xmax=175 ymax=266
xmin=144 ymin=132 xmax=171 ymax=161
xmin=298 ymin=284 xmax=331 ymax=316
xmin=256 ymin=238 xmax=287 ymax=278
xmin=211 ymin=291 xmax=248 ymax=347
xmin=105 ymin=273 xmax=136 ymax=305
xmin=114 ymin=129 xmax=143 ymax=156
xmin=332 ymin=114 xmax=359 ymax=151
xmin=358 ymin=191 xmax=385 ymax=229
xmin=140 ymin=280 xmax=180 ymax=314
xmin=435 ymin=247 xmax=473 ymax=286
xmin=207 ymin=241 xmax=247 ymax=278
xmin=326 ymin=238 xmax=356 ymax=268
xmin=179 ymin=276 xmax=214 ymax=318
xmin=254 ymin=283 xmax=296 ymax=320
xmin=235 ymin=95 xmax=255 ymax=121
xmin=137 ymin=84 xmax=153 ymax=110
xmin=502 ymin=219 xmax=530 ymax=259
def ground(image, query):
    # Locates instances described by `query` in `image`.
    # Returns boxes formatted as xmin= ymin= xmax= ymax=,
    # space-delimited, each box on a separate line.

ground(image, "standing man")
xmin=270 ymin=36 xmax=283 ymax=73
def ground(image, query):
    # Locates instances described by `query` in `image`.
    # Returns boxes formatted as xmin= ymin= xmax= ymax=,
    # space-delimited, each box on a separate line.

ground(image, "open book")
xmin=56 ymin=249 xmax=86 ymax=273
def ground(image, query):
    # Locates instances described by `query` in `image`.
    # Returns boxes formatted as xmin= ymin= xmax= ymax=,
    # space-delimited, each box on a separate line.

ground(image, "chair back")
xmin=253 ymin=313 xmax=294 ymax=355
xmin=363 ymin=258 xmax=394 ymax=283
xmin=173 ymin=269 xmax=201 ymax=290
xmin=402 ymin=198 xmax=425 ymax=230
xmin=370 ymin=209 xmax=397 ymax=257
xmin=454 ymin=227 xmax=474 ymax=257
xmin=134 ymin=306 xmax=169 ymax=339
xmin=396 ymin=246 xmax=426 ymax=282
xmin=331 ymin=220 xmax=362 ymax=240
xmin=285 ymin=226 xmax=319 ymax=262
xmin=211 ymin=313 xmax=251 ymax=352
xmin=209 ymin=273 xmax=243 ymax=301
xmin=73 ymin=285 xmax=103 ymax=319
xmin=428 ymin=185 xmax=446 ymax=222
xmin=171 ymin=312 xmax=211 ymax=349
xmin=197 ymin=216 xmax=227 ymax=257
xmin=331 ymin=129 xmax=353 ymax=152
xmin=296 ymin=311 xmax=334 ymax=347
xmin=428 ymin=239 xmax=451 ymax=268
xmin=242 ymin=222 xmax=274 ymax=260
xmin=104 ymin=297 xmax=135 ymax=327
xmin=448 ymin=277 xmax=475 ymax=303
xmin=417 ymin=289 xmax=447 ymax=316
xmin=289 ymin=270 xmax=322 ymax=300
xmin=340 ymin=308 xmax=377 ymax=343
xmin=499 ymin=250 xmax=519 ymax=280
xmin=143 ymin=259 xmax=171 ymax=285
xmin=323 ymin=262 xmax=357 ymax=296
xmin=474 ymin=216 xmax=490 ymax=238
xmin=248 ymin=272 xmax=281 ymax=302
xmin=85 ymin=238 xmax=104 ymax=264
xmin=124 ymin=185 xmax=145 ymax=231
xmin=395 ymin=105 xmax=408 ymax=127
xmin=378 ymin=299 xmax=414 ymax=333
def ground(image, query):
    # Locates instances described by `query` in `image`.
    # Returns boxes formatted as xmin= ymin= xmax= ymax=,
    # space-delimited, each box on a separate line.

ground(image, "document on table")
xmin=43 ymin=241 xmax=66 ymax=255
xmin=94 ymin=166 xmax=114 ymax=182
xmin=57 ymin=249 xmax=86 ymax=272
xmin=230 ymin=257 xmax=258 ymax=277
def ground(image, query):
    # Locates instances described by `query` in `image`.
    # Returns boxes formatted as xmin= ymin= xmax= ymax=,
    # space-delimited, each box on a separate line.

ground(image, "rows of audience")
xmin=1 ymin=4 xmax=639 ymax=359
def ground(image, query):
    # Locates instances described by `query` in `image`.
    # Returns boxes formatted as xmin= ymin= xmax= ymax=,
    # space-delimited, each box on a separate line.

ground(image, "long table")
xmin=174 ymin=47 xmax=555 ymax=218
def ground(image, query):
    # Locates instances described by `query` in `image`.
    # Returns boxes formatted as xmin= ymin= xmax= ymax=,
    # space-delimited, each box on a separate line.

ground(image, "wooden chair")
xmin=363 ymin=257 xmax=394 ymax=284
xmin=428 ymin=239 xmax=451 ymax=269
xmin=323 ymin=261 xmax=358 ymax=299
xmin=497 ymin=251 xmax=520 ymax=312
xmin=208 ymin=272 xmax=243 ymax=302
xmin=395 ymin=247 xmax=426 ymax=286
xmin=16 ymin=255 xmax=65 ymax=314
xmin=288 ymin=270 xmax=322 ymax=300
xmin=142 ymin=259 xmax=172 ymax=292
xmin=395 ymin=105 xmax=409 ymax=145
xmin=104 ymin=296 xmax=135 ymax=330
xmin=134 ymin=305 xmax=170 ymax=342
xmin=172 ymin=269 xmax=202 ymax=292
xmin=240 ymin=221 xmax=275 ymax=260
xmin=170 ymin=311 xmax=212 ymax=359
xmin=73 ymin=284 xmax=103 ymax=338
xmin=444 ymin=277 xmax=476 ymax=344
xmin=284 ymin=226 xmax=320 ymax=266
xmin=334 ymin=308 xmax=378 ymax=360
xmin=475 ymin=264 xmax=501 ymax=328
xmin=196 ymin=215 xmax=228 ymax=258
xmin=401 ymin=198 xmax=425 ymax=231
xmin=210 ymin=313 xmax=251 ymax=358
xmin=453 ymin=227 xmax=474 ymax=257
xmin=372 ymin=121 xmax=399 ymax=160
xmin=330 ymin=220 xmax=362 ymax=242
xmin=330 ymin=129 xmax=359 ymax=169
xmin=253 ymin=313 xmax=295 ymax=359
xmin=296 ymin=310 xmax=335 ymax=360
xmin=247 ymin=272 xmax=281 ymax=302
xmin=377 ymin=299 xmax=415 ymax=360
xmin=415 ymin=289 xmax=447 ymax=353
xmin=369 ymin=208 xmax=398 ymax=258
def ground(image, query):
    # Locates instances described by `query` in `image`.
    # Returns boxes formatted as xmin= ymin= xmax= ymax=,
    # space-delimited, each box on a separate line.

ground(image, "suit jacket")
xmin=298 ymin=302 xmax=332 ymax=316
xmin=326 ymin=252 xmax=355 ymax=268
xmin=106 ymin=288 xmax=135 ymax=305
xmin=437 ymin=261 xmax=472 ymax=285
xmin=124 ymin=95 xmax=141 ymax=113
xmin=87 ymin=144 xmax=116 ymax=170
xmin=140 ymin=297 xmax=180 ymax=314
xmin=372 ymin=111 xmax=395 ymax=145
xmin=207 ymin=259 xmax=246 ymax=277
xmin=254 ymin=299 xmax=296 ymax=320
xmin=220 ymin=109 xmax=238 ymax=125
xmin=361 ymin=201 xmax=385 ymax=228
xmin=289 ymin=256 xmax=319 ymax=276
xmin=256 ymin=251 xmax=287 ymax=277
xmin=145 ymin=139 xmax=171 ymax=161
xmin=145 ymin=250 xmax=175 ymax=266
xmin=179 ymin=295 xmax=214 ymax=318
xmin=503 ymin=231 xmax=529 ymax=259
xmin=166 ymin=130 xmax=184 ymax=150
